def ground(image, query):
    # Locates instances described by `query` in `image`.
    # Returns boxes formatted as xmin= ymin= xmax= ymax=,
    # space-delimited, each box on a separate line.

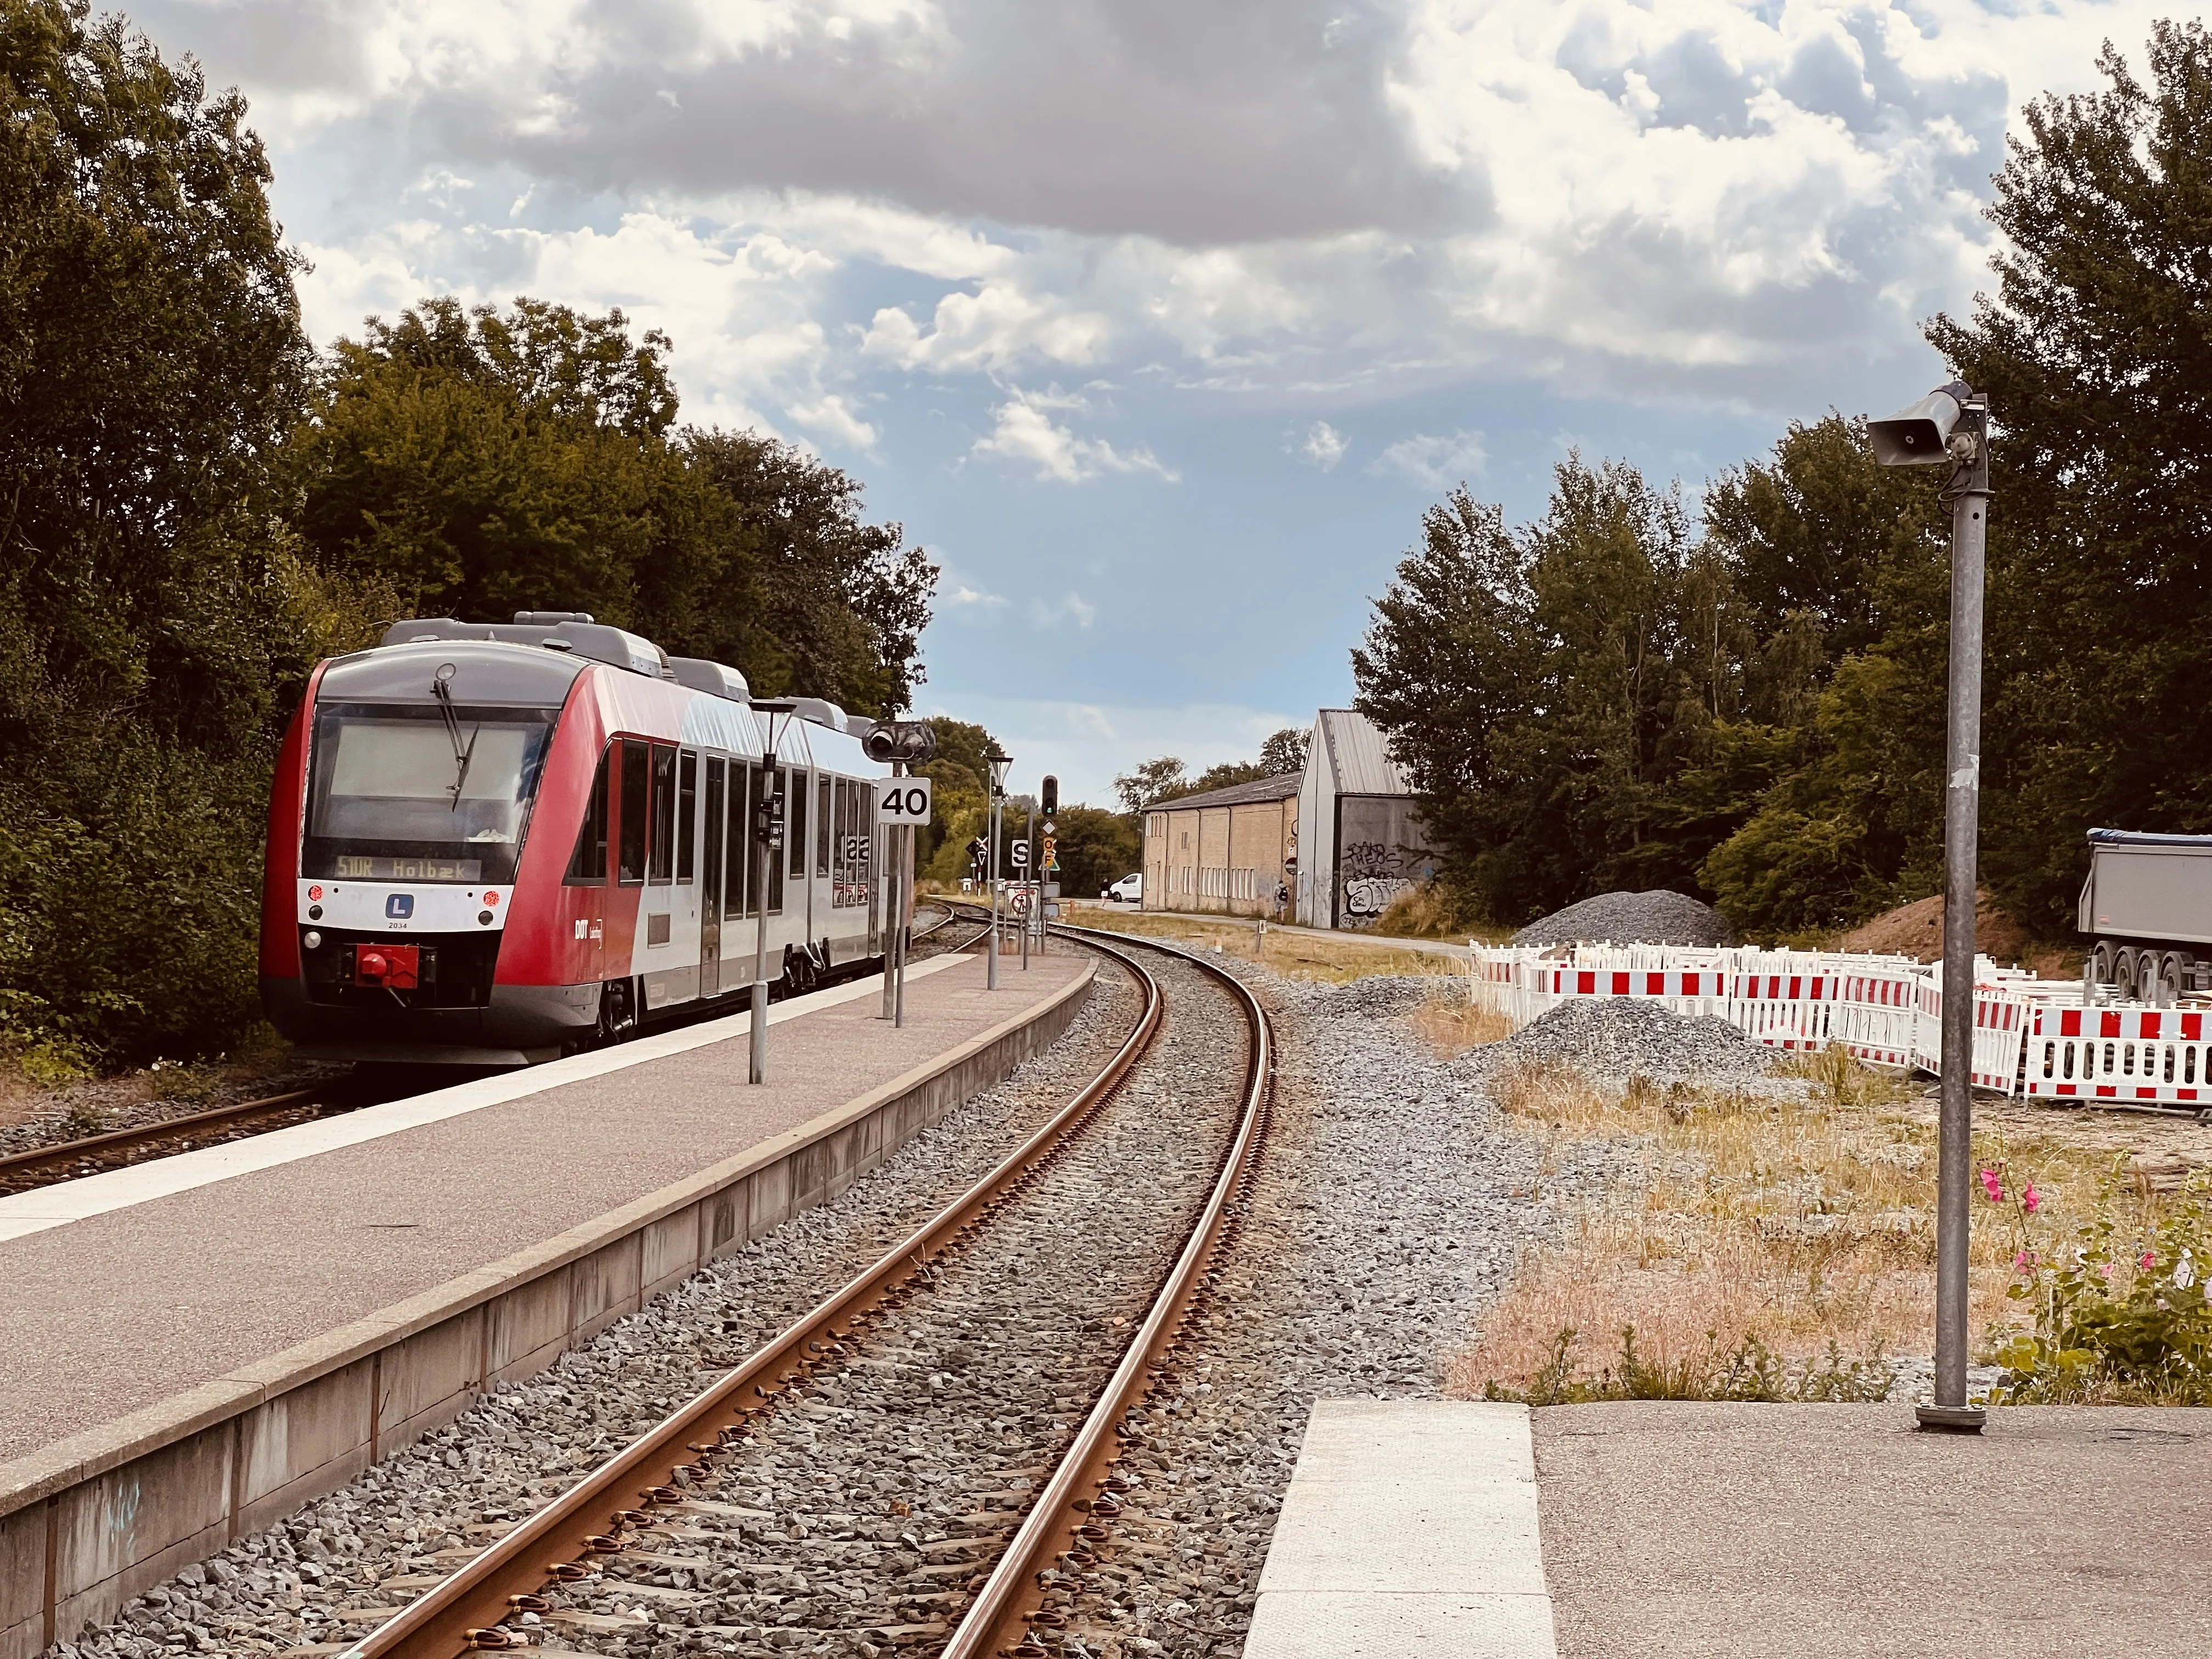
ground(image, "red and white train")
xmin=259 ymin=613 xmax=897 ymax=1064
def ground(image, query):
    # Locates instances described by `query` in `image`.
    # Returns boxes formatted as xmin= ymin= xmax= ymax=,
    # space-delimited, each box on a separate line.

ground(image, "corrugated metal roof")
xmin=1153 ymin=772 xmax=1303 ymax=812
xmin=1316 ymin=709 xmax=1412 ymax=795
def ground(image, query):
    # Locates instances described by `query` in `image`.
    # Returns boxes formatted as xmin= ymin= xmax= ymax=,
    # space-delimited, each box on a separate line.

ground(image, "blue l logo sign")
xmin=385 ymin=894 xmax=415 ymax=919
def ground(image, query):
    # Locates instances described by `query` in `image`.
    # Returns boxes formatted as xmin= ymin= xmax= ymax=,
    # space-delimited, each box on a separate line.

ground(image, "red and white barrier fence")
xmin=1466 ymin=941 xmax=2188 ymax=1102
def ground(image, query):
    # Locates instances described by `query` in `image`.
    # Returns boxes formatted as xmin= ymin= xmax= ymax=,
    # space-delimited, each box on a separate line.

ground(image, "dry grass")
xmin=1448 ymin=1053 xmax=2166 ymax=1397
xmin=1405 ymin=987 xmax=1516 ymax=1056
xmin=1061 ymin=902 xmax=1466 ymax=985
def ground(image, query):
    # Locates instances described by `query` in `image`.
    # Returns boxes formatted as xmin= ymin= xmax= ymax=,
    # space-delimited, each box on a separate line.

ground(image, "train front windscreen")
xmin=304 ymin=703 xmax=558 ymax=887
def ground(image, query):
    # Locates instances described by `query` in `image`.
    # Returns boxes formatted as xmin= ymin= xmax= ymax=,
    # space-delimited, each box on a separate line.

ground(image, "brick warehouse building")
xmin=1139 ymin=772 xmax=1300 ymax=918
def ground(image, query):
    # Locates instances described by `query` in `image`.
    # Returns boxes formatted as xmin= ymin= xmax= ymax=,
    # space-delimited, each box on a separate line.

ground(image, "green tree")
xmin=290 ymin=298 xmax=936 ymax=721
xmin=1930 ymin=20 xmax=2212 ymax=934
xmin=1259 ymin=726 xmax=1309 ymax=775
xmin=1053 ymin=804 xmax=1141 ymax=898
xmin=0 ymin=0 xmax=346 ymax=1067
xmin=1114 ymin=757 xmax=1188 ymax=812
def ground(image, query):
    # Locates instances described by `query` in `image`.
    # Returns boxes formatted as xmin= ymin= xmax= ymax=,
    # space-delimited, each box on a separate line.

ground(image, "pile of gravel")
xmin=1470 ymin=996 xmax=1778 ymax=1088
xmin=1511 ymin=889 xmax=1735 ymax=948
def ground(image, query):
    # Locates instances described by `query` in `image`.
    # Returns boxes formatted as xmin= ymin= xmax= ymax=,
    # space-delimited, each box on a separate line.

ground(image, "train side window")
xmin=566 ymin=744 xmax=611 ymax=884
xmin=618 ymin=740 xmax=649 ymax=885
xmin=677 ymin=749 xmax=698 ymax=884
xmin=831 ymin=778 xmax=850 ymax=879
xmin=765 ymin=769 xmax=787 ymax=915
xmin=817 ymin=774 xmax=832 ymax=878
xmin=788 ymin=769 xmax=810 ymax=883
xmin=649 ymin=743 xmax=677 ymax=884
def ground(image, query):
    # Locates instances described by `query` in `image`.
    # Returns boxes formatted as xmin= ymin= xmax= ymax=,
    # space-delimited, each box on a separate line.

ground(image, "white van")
xmin=1103 ymin=872 xmax=1143 ymax=905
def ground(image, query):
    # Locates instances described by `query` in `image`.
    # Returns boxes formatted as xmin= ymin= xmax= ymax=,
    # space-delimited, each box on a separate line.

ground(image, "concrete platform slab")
xmin=1248 ymin=1400 xmax=1558 ymax=1658
xmin=1533 ymin=1402 xmax=2212 ymax=1659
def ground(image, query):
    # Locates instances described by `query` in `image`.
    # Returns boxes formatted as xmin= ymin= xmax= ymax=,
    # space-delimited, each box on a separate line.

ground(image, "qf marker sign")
xmin=877 ymin=776 xmax=934 ymax=825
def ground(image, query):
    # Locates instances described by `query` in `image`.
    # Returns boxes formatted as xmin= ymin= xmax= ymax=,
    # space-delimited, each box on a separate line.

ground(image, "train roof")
xmin=374 ymin=613 xmax=857 ymax=739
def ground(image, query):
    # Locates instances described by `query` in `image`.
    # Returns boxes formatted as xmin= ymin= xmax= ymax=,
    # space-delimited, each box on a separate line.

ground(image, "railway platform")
xmin=1248 ymin=1398 xmax=2212 ymax=1657
xmin=0 ymin=947 xmax=1092 ymax=1659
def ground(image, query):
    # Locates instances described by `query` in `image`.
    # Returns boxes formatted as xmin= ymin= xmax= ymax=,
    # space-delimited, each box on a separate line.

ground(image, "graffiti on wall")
xmin=1335 ymin=797 xmax=1440 ymax=928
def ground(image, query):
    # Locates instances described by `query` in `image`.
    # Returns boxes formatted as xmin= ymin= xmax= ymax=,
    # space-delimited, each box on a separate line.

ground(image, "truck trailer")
xmin=2079 ymin=828 xmax=2212 ymax=1002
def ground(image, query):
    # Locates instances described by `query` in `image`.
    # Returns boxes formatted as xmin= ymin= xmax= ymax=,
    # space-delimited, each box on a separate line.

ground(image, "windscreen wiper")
xmin=430 ymin=665 xmax=479 ymax=811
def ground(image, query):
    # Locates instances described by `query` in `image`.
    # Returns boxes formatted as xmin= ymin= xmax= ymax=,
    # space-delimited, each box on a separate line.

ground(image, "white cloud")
xmin=1297 ymin=420 xmax=1348 ymax=470
xmin=1372 ymin=427 xmax=1488 ymax=488
xmin=144 ymin=0 xmax=2185 ymax=441
xmin=943 ymin=582 xmax=1009 ymax=610
xmin=971 ymin=394 xmax=1177 ymax=484
xmin=1028 ymin=591 xmax=1097 ymax=630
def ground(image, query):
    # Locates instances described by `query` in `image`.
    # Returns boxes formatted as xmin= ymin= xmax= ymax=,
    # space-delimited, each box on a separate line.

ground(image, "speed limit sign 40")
xmin=876 ymin=776 xmax=934 ymax=823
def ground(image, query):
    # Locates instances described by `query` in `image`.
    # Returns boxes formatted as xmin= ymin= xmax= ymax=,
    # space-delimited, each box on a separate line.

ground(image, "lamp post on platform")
xmin=985 ymin=749 xmax=1011 ymax=990
xmin=1869 ymin=381 xmax=1991 ymax=1433
xmin=748 ymin=701 xmax=796 ymax=1085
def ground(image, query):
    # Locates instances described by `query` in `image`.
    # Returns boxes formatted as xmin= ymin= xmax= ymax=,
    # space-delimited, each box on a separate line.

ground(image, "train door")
xmin=701 ymin=756 xmax=725 ymax=996
xmin=724 ymin=761 xmax=757 ymax=985
xmin=816 ymin=770 xmax=833 ymax=957
xmin=787 ymin=767 xmax=810 ymax=962
xmin=640 ymin=742 xmax=679 ymax=1007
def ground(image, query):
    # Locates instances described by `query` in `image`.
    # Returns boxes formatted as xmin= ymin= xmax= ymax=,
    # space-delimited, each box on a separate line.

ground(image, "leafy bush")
xmin=1988 ymin=1161 xmax=2212 ymax=1403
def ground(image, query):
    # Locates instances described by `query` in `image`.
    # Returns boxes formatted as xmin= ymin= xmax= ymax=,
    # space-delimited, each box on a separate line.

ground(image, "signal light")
xmin=1040 ymin=774 xmax=1058 ymax=816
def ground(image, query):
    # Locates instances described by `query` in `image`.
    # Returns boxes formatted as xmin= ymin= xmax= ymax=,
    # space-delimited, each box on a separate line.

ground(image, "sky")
xmin=130 ymin=0 xmax=2169 ymax=805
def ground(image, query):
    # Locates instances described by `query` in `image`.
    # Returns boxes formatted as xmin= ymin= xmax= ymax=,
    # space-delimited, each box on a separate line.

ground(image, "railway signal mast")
xmin=1869 ymin=380 xmax=1992 ymax=1434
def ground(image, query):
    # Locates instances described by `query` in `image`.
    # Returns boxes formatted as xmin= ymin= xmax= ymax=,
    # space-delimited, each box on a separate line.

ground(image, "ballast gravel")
xmin=1511 ymin=888 xmax=1735 ymax=948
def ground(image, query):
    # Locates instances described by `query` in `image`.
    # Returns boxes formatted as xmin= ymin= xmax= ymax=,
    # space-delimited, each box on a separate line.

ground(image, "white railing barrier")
xmin=1461 ymin=940 xmax=2138 ymax=1099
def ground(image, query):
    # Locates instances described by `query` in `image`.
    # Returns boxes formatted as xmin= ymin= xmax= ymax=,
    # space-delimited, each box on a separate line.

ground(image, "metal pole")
xmin=987 ymin=788 xmax=1001 ymax=991
xmin=881 ymin=764 xmax=900 ymax=1020
xmin=895 ymin=821 xmax=911 ymax=1026
xmin=1920 ymin=396 xmax=1990 ymax=1434
xmin=750 ymin=758 xmax=772 ymax=1085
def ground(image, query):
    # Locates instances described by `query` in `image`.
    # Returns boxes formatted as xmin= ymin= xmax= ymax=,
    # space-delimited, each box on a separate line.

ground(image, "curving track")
xmin=337 ymin=922 xmax=1273 ymax=1659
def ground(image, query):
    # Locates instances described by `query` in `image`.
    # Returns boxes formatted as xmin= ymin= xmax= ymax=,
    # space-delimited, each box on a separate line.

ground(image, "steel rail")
xmin=341 ymin=930 xmax=1169 ymax=1659
xmin=940 ymin=922 xmax=1274 ymax=1659
xmin=0 ymin=1088 xmax=320 ymax=1191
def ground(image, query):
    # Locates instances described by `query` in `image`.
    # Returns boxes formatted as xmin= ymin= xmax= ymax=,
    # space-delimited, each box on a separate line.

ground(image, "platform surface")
xmin=1246 ymin=1400 xmax=1558 ymax=1657
xmin=1534 ymin=1401 xmax=2212 ymax=1657
xmin=0 ymin=949 xmax=1087 ymax=1468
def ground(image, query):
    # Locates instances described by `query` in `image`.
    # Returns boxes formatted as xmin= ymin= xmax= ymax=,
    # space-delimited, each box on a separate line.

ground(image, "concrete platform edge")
xmin=0 ymin=960 xmax=1093 ymax=1659
xmin=1245 ymin=1399 xmax=1558 ymax=1659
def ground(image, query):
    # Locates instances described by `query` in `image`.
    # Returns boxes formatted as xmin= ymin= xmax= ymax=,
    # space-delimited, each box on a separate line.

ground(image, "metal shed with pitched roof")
xmin=1294 ymin=709 xmax=1441 ymax=929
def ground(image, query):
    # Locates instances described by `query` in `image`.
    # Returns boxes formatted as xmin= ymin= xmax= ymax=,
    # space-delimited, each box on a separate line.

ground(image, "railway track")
xmin=4 ymin=912 xmax=977 ymax=1200
xmin=0 ymin=1087 xmax=350 ymax=1195
xmin=337 ymin=923 xmax=1272 ymax=1659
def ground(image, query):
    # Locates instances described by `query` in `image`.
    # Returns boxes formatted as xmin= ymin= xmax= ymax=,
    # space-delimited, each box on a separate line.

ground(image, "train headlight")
xmin=308 ymin=904 xmax=323 ymax=920
xmin=478 ymin=910 xmax=494 ymax=926
xmin=303 ymin=930 xmax=322 ymax=950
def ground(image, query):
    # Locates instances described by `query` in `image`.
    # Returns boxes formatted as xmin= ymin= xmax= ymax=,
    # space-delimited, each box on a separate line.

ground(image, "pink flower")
xmin=2022 ymin=1183 xmax=2041 ymax=1215
xmin=2014 ymin=1249 xmax=2033 ymax=1271
xmin=2143 ymin=1251 xmax=2157 ymax=1270
xmin=2101 ymin=1262 xmax=2116 ymax=1278
xmin=1979 ymin=1167 xmax=2004 ymax=1203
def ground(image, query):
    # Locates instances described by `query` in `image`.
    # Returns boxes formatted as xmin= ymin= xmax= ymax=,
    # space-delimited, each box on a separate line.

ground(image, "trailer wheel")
xmin=2113 ymin=946 xmax=2142 ymax=1001
xmin=2157 ymin=951 xmax=2186 ymax=1007
xmin=2088 ymin=940 xmax=2118 ymax=988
